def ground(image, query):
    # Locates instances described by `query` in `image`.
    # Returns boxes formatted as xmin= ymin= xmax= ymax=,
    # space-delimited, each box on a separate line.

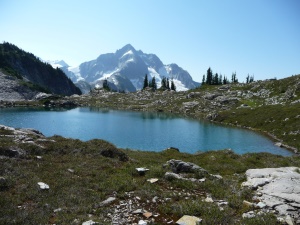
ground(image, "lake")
xmin=0 ymin=107 xmax=293 ymax=156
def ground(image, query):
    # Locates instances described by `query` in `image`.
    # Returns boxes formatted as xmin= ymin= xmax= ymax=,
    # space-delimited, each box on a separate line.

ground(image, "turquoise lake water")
xmin=0 ymin=107 xmax=293 ymax=156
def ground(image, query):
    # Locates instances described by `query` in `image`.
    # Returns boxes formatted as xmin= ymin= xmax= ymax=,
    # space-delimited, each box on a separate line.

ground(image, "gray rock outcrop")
xmin=242 ymin=167 xmax=300 ymax=223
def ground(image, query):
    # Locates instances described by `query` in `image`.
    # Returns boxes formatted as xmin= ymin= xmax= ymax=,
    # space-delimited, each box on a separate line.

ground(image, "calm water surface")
xmin=0 ymin=107 xmax=293 ymax=156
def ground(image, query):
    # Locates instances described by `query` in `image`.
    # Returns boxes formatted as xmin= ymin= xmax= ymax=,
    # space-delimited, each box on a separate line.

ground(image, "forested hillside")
xmin=0 ymin=42 xmax=81 ymax=96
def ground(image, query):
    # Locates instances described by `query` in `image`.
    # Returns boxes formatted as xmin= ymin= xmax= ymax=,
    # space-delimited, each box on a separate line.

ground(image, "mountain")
xmin=0 ymin=42 xmax=82 ymax=96
xmin=50 ymin=44 xmax=199 ymax=93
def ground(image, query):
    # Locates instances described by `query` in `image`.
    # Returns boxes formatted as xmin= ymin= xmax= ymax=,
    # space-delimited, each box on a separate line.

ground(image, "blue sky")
xmin=1 ymin=0 xmax=299 ymax=82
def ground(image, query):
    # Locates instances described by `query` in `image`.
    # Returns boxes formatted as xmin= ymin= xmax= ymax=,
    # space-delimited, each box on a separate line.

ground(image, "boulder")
xmin=166 ymin=159 xmax=208 ymax=175
xmin=1 ymin=146 xmax=26 ymax=158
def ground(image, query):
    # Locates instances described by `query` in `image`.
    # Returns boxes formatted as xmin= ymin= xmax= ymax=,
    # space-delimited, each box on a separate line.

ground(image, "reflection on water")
xmin=0 ymin=107 xmax=294 ymax=156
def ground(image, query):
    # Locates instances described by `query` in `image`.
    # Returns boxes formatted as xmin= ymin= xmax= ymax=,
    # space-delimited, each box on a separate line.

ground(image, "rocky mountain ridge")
xmin=49 ymin=44 xmax=200 ymax=93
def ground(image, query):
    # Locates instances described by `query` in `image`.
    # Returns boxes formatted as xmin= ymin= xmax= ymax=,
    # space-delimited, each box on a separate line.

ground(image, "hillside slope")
xmin=0 ymin=42 xmax=81 ymax=97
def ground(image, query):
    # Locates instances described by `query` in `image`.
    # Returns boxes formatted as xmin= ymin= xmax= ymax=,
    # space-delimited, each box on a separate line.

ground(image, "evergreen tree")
xmin=219 ymin=74 xmax=222 ymax=85
xmin=161 ymin=77 xmax=167 ymax=89
xmin=202 ymin=74 xmax=205 ymax=85
xmin=246 ymin=74 xmax=250 ymax=84
xmin=171 ymin=79 xmax=176 ymax=91
xmin=206 ymin=67 xmax=213 ymax=85
xmin=249 ymin=75 xmax=254 ymax=83
xmin=143 ymin=74 xmax=149 ymax=89
xmin=166 ymin=78 xmax=170 ymax=90
xmin=151 ymin=77 xmax=157 ymax=90
xmin=103 ymin=79 xmax=110 ymax=91
xmin=231 ymin=72 xmax=238 ymax=83
xmin=223 ymin=76 xmax=229 ymax=84
xmin=213 ymin=73 xmax=219 ymax=85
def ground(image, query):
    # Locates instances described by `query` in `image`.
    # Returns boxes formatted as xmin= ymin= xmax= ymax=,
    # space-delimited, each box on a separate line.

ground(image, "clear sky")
xmin=1 ymin=0 xmax=299 ymax=82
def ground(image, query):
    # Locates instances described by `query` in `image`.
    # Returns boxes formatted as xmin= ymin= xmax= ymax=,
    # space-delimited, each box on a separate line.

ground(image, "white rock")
xmin=98 ymin=197 xmax=116 ymax=207
xmin=176 ymin=215 xmax=202 ymax=225
xmin=138 ymin=220 xmax=147 ymax=225
xmin=37 ymin=182 xmax=49 ymax=190
xmin=285 ymin=215 xmax=295 ymax=225
xmin=147 ymin=178 xmax=158 ymax=183
xmin=204 ymin=197 xmax=214 ymax=203
xmin=242 ymin=211 xmax=255 ymax=219
xmin=82 ymin=220 xmax=99 ymax=225
xmin=256 ymin=202 xmax=266 ymax=209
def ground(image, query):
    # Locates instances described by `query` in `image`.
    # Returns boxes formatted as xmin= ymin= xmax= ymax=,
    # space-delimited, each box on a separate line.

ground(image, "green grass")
xmin=1 ymin=134 xmax=299 ymax=224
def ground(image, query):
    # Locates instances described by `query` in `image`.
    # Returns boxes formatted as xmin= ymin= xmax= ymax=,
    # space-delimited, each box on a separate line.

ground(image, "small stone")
xmin=176 ymin=215 xmax=202 ymax=225
xmin=256 ymin=202 xmax=266 ymax=209
xmin=152 ymin=196 xmax=158 ymax=203
xmin=204 ymin=197 xmax=213 ymax=203
xmin=243 ymin=200 xmax=254 ymax=207
xmin=242 ymin=211 xmax=255 ymax=219
xmin=132 ymin=209 xmax=144 ymax=214
xmin=82 ymin=220 xmax=99 ymax=225
xmin=143 ymin=212 xmax=152 ymax=218
xmin=147 ymin=178 xmax=158 ymax=183
xmin=136 ymin=168 xmax=149 ymax=175
xmin=37 ymin=182 xmax=49 ymax=190
xmin=68 ymin=168 xmax=74 ymax=173
xmin=211 ymin=174 xmax=223 ymax=179
xmin=53 ymin=208 xmax=62 ymax=213
xmin=275 ymin=142 xmax=283 ymax=147
xmin=217 ymin=201 xmax=228 ymax=207
xmin=98 ymin=197 xmax=116 ymax=207
xmin=36 ymin=156 xmax=42 ymax=160
xmin=138 ymin=220 xmax=147 ymax=225
xmin=164 ymin=172 xmax=181 ymax=180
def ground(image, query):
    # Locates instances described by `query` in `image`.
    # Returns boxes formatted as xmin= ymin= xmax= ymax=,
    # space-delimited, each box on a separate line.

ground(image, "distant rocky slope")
xmin=48 ymin=44 xmax=200 ymax=93
xmin=0 ymin=71 xmax=39 ymax=101
xmin=0 ymin=42 xmax=81 ymax=98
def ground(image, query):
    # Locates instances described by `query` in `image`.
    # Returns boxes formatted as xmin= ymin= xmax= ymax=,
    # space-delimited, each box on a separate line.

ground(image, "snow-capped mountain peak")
xmin=48 ymin=44 xmax=199 ymax=93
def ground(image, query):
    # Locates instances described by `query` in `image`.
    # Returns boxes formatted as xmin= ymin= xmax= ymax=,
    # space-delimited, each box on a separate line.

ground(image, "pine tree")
xmin=103 ymin=79 xmax=110 ymax=91
xmin=151 ymin=77 xmax=157 ymax=90
xmin=223 ymin=76 xmax=229 ymax=84
xmin=246 ymin=74 xmax=250 ymax=84
xmin=202 ymin=74 xmax=205 ymax=85
xmin=206 ymin=67 xmax=213 ymax=85
xmin=219 ymin=74 xmax=222 ymax=85
xmin=166 ymin=78 xmax=170 ymax=90
xmin=143 ymin=74 xmax=149 ymax=89
xmin=213 ymin=73 xmax=219 ymax=85
xmin=231 ymin=72 xmax=238 ymax=83
xmin=171 ymin=79 xmax=176 ymax=91
xmin=161 ymin=77 xmax=167 ymax=89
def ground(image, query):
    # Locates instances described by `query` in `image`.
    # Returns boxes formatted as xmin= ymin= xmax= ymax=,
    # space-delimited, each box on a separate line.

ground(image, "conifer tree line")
xmin=143 ymin=74 xmax=176 ymax=91
xmin=202 ymin=67 xmax=254 ymax=85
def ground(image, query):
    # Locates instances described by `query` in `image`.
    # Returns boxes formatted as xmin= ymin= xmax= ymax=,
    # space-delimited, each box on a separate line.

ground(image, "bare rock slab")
xmin=242 ymin=167 xmax=300 ymax=223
